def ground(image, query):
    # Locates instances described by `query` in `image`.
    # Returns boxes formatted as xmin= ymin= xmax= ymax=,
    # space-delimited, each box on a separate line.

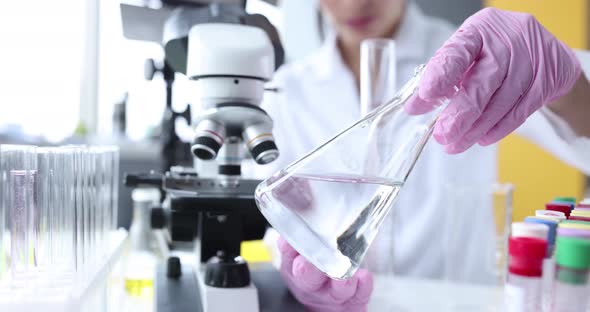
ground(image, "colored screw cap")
xmin=570 ymin=216 xmax=590 ymax=222
xmin=535 ymin=215 xmax=565 ymax=223
xmin=525 ymin=217 xmax=558 ymax=246
xmin=509 ymin=237 xmax=547 ymax=277
xmin=563 ymin=220 xmax=590 ymax=226
xmin=571 ymin=211 xmax=590 ymax=217
xmin=546 ymin=203 xmax=573 ymax=218
xmin=557 ymin=228 xmax=590 ymax=239
xmin=553 ymin=197 xmax=577 ymax=204
xmin=556 ymin=236 xmax=590 ymax=270
xmin=537 ymin=210 xmax=565 ymax=218
xmin=512 ymin=222 xmax=549 ymax=240
xmin=574 ymin=207 xmax=590 ymax=211
xmin=559 ymin=223 xmax=590 ymax=230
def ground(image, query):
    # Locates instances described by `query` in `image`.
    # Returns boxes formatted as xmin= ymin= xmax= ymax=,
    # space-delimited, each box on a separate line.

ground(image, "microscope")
xmin=121 ymin=1 xmax=303 ymax=311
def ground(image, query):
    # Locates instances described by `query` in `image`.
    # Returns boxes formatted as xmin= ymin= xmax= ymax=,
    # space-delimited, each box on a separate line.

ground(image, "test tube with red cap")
xmin=505 ymin=236 xmax=547 ymax=312
xmin=546 ymin=203 xmax=573 ymax=218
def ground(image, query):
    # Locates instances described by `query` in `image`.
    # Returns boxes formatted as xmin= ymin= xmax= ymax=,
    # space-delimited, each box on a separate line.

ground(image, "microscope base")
xmin=155 ymin=262 xmax=304 ymax=312
xmin=196 ymin=266 xmax=259 ymax=312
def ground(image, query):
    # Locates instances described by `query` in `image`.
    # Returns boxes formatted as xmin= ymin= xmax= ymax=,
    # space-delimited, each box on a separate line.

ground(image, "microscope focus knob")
xmin=167 ymin=256 xmax=182 ymax=279
xmin=204 ymin=251 xmax=251 ymax=288
xmin=151 ymin=207 xmax=167 ymax=229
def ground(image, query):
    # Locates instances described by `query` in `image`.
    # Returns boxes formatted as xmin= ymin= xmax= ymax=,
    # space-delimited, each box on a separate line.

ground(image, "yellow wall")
xmin=485 ymin=0 xmax=588 ymax=49
xmin=485 ymin=0 xmax=588 ymax=222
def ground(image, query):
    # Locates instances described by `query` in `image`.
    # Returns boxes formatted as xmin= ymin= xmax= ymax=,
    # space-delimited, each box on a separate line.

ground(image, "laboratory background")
xmin=0 ymin=0 xmax=590 ymax=311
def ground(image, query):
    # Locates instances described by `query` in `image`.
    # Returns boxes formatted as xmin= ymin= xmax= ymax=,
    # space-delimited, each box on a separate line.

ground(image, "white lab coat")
xmin=243 ymin=3 xmax=590 ymax=281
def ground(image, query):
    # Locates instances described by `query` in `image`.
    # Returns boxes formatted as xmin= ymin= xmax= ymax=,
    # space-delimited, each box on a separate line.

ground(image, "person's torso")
xmin=247 ymin=4 xmax=500 ymax=281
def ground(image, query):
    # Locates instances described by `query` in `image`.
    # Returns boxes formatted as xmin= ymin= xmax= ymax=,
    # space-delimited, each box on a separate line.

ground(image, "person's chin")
xmin=342 ymin=29 xmax=379 ymax=44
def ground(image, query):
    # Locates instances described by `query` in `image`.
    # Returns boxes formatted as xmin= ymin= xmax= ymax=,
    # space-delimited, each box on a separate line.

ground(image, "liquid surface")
xmin=256 ymin=172 xmax=402 ymax=279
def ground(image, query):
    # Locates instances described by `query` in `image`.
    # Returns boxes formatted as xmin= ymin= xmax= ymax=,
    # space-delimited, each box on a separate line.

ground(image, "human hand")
xmin=407 ymin=8 xmax=581 ymax=153
xmin=278 ymin=237 xmax=374 ymax=312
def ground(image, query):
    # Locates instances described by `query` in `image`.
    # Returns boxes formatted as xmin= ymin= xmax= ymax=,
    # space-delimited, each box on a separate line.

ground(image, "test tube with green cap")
xmin=550 ymin=236 xmax=590 ymax=311
xmin=562 ymin=220 xmax=590 ymax=226
xmin=553 ymin=197 xmax=577 ymax=204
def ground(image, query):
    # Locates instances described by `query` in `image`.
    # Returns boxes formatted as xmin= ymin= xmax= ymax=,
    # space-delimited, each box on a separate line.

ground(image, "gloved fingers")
xmin=477 ymin=92 xmax=544 ymax=146
xmin=328 ymin=275 xmax=359 ymax=303
xmin=404 ymin=93 xmax=441 ymax=115
xmin=346 ymin=269 xmax=374 ymax=305
xmin=273 ymin=176 xmax=314 ymax=211
xmin=442 ymin=60 xmax=533 ymax=153
xmin=291 ymin=254 xmax=329 ymax=292
xmin=419 ymin=24 xmax=483 ymax=101
xmin=278 ymin=236 xmax=299 ymax=275
xmin=432 ymin=50 xmax=507 ymax=146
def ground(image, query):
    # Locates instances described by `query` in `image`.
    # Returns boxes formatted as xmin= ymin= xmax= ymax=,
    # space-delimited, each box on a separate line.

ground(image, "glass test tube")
xmin=360 ymin=38 xmax=396 ymax=117
xmin=356 ymin=38 xmax=397 ymax=274
xmin=54 ymin=147 xmax=76 ymax=272
xmin=83 ymin=147 xmax=92 ymax=273
xmin=1 ymin=145 xmax=37 ymax=282
xmin=93 ymin=147 xmax=106 ymax=260
xmin=0 ymin=149 xmax=5 ymax=285
xmin=110 ymin=146 xmax=119 ymax=232
xmin=443 ymin=182 xmax=513 ymax=285
xmin=86 ymin=147 xmax=96 ymax=269
xmin=36 ymin=148 xmax=55 ymax=270
xmin=69 ymin=146 xmax=85 ymax=274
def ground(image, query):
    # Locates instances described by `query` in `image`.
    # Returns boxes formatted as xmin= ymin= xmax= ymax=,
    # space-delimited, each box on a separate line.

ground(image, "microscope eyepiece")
xmin=192 ymin=119 xmax=226 ymax=160
xmin=243 ymin=124 xmax=279 ymax=165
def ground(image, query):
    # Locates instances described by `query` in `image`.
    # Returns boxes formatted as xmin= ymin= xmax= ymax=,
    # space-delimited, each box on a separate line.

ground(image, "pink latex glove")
xmin=271 ymin=175 xmax=314 ymax=211
xmin=406 ymin=8 xmax=581 ymax=154
xmin=278 ymin=237 xmax=374 ymax=312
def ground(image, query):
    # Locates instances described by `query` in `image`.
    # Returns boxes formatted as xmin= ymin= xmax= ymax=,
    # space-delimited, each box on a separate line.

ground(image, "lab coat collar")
xmin=312 ymin=2 xmax=429 ymax=82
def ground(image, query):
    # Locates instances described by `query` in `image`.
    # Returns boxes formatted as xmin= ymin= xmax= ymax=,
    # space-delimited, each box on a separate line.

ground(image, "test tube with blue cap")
xmin=525 ymin=217 xmax=558 ymax=256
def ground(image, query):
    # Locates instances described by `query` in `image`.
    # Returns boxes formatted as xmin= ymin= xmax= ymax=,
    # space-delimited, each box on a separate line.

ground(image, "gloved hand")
xmin=271 ymin=175 xmax=314 ymax=211
xmin=278 ymin=237 xmax=374 ymax=312
xmin=406 ymin=8 xmax=582 ymax=154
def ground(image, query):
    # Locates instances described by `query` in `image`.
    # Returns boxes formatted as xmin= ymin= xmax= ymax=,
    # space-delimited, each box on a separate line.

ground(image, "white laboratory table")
xmin=369 ymin=276 xmax=504 ymax=312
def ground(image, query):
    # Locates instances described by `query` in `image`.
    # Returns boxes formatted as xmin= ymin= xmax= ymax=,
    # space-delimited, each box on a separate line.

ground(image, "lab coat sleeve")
xmin=514 ymin=49 xmax=590 ymax=175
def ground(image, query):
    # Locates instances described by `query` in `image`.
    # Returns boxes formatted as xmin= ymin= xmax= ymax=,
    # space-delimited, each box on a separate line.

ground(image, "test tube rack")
xmin=0 ymin=229 xmax=128 ymax=312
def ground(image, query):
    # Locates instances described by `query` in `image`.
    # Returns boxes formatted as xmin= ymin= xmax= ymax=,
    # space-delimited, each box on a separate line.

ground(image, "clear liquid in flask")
xmin=255 ymin=172 xmax=402 ymax=279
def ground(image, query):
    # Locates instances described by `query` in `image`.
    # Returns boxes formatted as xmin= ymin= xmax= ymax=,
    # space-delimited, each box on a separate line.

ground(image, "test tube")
xmin=443 ymin=183 xmax=513 ymax=286
xmin=0 ymin=145 xmax=37 ymax=282
xmin=35 ymin=148 xmax=56 ymax=270
xmin=93 ymin=147 xmax=106 ymax=259
xmin=505 ymin=237 xmax=546 ymax=312
xmin=83 ymin=147 xmax=93 ymax=273
xmin=546 ymin=203 xmax=573 ymax=218
xmin=86 ymin=148 xmax=96 ymax=268
xmin=0 ymin=149 xmax=5 ymax=285
xmin=54 ymin=147 xmax=76 ymax=272
xmin=67 ymin=145 xmax=85 ymax=274
xmin=550 ymin=236 xmax=590 ymax=311
xmin=107 ymin=146 xmax=120 ymax=232
xmin=524 ymin=217 xmax=558 ymax=256
xmin=359 ymin=38 xmax=396 ymax=117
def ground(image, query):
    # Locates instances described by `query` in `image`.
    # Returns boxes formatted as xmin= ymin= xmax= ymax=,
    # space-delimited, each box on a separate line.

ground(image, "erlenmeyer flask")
xmin=255 ymin=65 xmax=453 ymax=279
